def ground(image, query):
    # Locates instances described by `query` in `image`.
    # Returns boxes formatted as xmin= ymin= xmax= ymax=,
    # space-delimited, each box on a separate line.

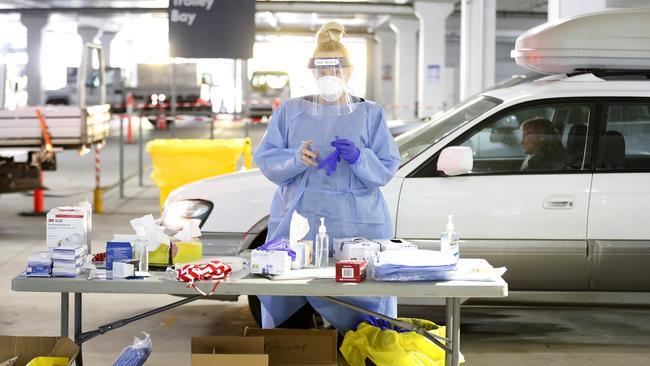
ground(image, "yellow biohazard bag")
xmin=340 ymin=318 xmax=464 ymax=366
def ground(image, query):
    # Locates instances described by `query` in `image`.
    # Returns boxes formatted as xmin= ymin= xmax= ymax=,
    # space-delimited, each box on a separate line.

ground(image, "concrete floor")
xmin=2 ymin=118 xmax=650 ymax=365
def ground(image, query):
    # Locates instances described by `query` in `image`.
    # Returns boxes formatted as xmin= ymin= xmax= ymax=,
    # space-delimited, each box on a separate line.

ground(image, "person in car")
xmin=520 ymin=118 xmax=569 ymax=171
xmin=253 ymin=21 xmax=401 ymax=334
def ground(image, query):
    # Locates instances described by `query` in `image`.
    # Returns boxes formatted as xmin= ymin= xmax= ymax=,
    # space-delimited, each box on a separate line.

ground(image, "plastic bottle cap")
xmin=446 ymin=214 xmax=454 ymax=231
xmin=319 ymin=217 xmax=327 ymax=234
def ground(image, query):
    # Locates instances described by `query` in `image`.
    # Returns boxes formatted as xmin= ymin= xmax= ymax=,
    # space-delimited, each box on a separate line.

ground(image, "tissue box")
xmin=251 ymin=250 xmax=292 ymax=275
xmin=376 ymin=239 xmax=418 ymax=251
xmin=172 ymin=241 xmax=203 ymax=264
xmin=333 ymin=238 xmax=380 ymax=261
xmin=289 ymin=240 xmax=313 ymax=269
xmin=149 ymin=243 xmax=170 ymax=266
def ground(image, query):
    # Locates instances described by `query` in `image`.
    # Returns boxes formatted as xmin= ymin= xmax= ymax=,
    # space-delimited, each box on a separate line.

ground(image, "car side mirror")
xmin=437 ymin=146 xmax=473 ymax=176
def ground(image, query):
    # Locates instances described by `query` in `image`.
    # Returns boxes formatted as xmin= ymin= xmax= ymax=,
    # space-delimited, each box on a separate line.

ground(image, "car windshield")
xmin=396 ymin=95 xmax=502 ymax=166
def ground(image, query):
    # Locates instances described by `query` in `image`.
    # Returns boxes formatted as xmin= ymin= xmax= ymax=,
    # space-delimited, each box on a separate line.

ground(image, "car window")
xmin=597 ymin=102 xmax=650 ymax=171
xmin=397 ymin=95 xmax=501 ymax=166
xmin=410 ymin=101 xmax=594 ymax=177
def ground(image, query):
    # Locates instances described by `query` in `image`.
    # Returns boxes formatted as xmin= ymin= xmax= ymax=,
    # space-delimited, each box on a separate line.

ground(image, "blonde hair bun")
xmin=317 ymin=22 xmax=346 ymax=48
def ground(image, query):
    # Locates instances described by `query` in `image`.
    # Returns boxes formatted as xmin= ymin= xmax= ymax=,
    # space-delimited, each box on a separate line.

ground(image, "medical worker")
xmin=253 ymin=21 xmax=401 ymax=334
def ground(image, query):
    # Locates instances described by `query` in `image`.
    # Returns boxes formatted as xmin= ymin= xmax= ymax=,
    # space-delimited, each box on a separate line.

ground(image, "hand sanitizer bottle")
xmin=440 ymin=214 xmax=460 ymax=260
xmin=315 ymin=217 xmax=330 ymax=268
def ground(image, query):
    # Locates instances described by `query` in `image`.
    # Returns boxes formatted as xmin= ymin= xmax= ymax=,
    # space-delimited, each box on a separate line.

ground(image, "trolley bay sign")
xmin=168 ymin=0 xmax=255 ymax=59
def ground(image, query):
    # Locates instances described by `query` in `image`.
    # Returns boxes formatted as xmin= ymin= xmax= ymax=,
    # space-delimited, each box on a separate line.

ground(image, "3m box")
xmin=46 ymin=207 xmax=89 ymax=250
xmin=244 ymin=328 xmax=338 ymax=366
xmin=191 ymin=336 xmax=268 ymax=366
xmin=0 ymin=336 xmax=79 ymax=366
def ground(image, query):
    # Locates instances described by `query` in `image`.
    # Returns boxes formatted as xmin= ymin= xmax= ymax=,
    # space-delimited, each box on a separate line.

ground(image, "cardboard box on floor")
xmin=191 ymin=336 xmax=268 ymax=366
xmin=244 ymin=328 xmax=338 ymax=366
xmin=0 ymin=336 xmax=79 ymax=366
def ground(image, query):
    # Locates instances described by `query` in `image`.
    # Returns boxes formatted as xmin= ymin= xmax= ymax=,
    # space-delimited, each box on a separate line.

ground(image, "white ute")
xmin=163 ymin=8 xmax=650 ymax=305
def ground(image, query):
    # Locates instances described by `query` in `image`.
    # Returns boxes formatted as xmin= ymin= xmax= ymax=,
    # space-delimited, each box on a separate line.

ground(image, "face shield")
xmin=303 ymin=57 xmax=357 ymax=117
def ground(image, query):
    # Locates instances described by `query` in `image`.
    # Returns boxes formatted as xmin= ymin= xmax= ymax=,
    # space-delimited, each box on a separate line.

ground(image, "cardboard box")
xmin=244 ymin=328 xmax=338 ymax=366
xmin=336 ymin=260 xmax=367 ymax=283
xmin=0 ymin=336 xmax=79 ymax=366
xmin=106 ymin=241 xmax=132 ymax=270
xmin=191 ymin=336 xmax=268 ymax=366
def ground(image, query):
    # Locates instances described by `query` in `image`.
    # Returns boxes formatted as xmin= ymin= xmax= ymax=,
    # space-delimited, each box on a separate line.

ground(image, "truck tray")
xmin=0 ymin=104 xmax=111 ymax=149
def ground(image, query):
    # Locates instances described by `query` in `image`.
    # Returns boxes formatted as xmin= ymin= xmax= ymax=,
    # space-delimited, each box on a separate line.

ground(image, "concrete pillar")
xmin=78 ymin=25 xmax=99 ymax=45
xmin=459 ymin=0 xmax=496 ymax=101
xmin=389 ymin=16 xmax=419 ymax=119
xmin=21 ymin=13 xmax=48 ymax=106
xmin=99 ymin=31 xmax=116 ymax=67
xmin=548 ymin=0 xmax=606 ymax=22
xmin=414 ymin=1 xmax=454 ymax=117
xmin=373 ymin=27 xmax=396 ymax=118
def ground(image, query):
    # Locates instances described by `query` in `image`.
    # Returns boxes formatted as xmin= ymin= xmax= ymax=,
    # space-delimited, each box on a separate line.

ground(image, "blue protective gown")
xmin=253 ymin=96 xmax=401 ymax=333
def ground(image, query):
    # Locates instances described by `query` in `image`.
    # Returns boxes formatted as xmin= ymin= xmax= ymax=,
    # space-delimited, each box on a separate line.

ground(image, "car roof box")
xmin=511 ymin=8 xmax=650 ymax=74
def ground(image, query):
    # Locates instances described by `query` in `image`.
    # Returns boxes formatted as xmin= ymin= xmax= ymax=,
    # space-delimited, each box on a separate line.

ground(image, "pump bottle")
xmin=440 ymin=214 xmax=460 ymax=259
xmin=315 ymin=217 xmax=330 ymax=268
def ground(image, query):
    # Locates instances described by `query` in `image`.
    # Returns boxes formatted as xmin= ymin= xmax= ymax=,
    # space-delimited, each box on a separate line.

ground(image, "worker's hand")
xmin=300 ymin=140 xmax=319 ymax=167
xmin=332 ymin=138 xmax=360 ymax=164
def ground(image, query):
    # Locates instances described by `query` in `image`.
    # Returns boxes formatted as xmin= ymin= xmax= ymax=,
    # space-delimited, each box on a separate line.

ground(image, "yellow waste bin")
xmin=146 ymin=138 xmax=252 ymax=209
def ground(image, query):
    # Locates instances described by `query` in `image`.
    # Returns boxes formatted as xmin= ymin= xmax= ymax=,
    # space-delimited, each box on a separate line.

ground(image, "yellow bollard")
xmin=93 ymin=188 xmax=104 ymax=214
xmin=243 ymin=137 xmax=252 ymax=169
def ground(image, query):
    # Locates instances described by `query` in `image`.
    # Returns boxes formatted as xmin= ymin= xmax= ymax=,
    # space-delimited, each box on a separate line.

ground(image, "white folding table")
xmin=12 ymin=259 xmax=507 ymax=366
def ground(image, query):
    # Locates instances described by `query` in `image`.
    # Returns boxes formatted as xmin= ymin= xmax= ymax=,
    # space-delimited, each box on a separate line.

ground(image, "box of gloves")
xmin=52 ymin=245 xmax=87 ymax=277
xmin=333 ymin=237 xmax=381 ymax=261
xmin=251 ymin=249 xmax=292 ymax=275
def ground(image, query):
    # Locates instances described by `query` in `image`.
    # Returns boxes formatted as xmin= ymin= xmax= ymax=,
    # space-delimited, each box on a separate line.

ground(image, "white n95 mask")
xmin=317 ymin=76 xmax=345 ymax=102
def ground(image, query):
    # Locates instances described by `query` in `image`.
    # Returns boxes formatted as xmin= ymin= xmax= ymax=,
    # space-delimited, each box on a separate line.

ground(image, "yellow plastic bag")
xmin=26 ymin=357 xmax=69 ymax=366
xmin=340 ymin=318 xmax=464 ymax=366
xmin=146 ymin=138 xmax=252 ymax=208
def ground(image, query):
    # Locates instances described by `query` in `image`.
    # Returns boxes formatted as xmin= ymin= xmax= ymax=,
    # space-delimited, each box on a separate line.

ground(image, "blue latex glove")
xmin=331 ymin=138 xmax=361 ymax=164
xmin=317 ymin=149 xmax=341 ymax=176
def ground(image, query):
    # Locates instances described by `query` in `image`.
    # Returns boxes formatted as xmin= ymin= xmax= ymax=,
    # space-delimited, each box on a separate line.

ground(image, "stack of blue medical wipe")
xmin=371 ymin=249 xmax=457 ymax=281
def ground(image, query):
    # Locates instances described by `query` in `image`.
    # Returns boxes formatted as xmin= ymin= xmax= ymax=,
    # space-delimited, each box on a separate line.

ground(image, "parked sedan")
xmin=164 ymin=71 xmax=650 ymax=306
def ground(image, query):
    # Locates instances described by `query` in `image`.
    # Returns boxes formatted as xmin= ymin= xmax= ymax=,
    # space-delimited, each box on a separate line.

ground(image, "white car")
xmin=163 ymin=9 xmax=650 ymax=305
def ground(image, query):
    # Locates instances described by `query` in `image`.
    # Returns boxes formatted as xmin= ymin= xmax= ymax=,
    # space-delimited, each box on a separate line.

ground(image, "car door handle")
xmin=543 ymin=197 xmax=576 ymax=209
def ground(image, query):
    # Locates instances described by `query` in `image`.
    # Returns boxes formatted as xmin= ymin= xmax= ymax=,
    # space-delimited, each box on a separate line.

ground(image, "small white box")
xmin=251 ymin=250 xmax=292 ymax=275
xmin=376 ymin=239 xmax=418 ymax=252
xmin=113 ymin=261 xmax=135 ymax=278
xmin=333 ymin=238 xmax=380 ymax=261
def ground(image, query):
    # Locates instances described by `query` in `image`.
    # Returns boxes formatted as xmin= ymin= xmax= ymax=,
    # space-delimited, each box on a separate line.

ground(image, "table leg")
xmin=451 ymin=297 xmax=461 ymax=366
xmin=61 ymin=293 xmax=69 ymax=337
xmin=74 ymin=293 xmax=83 ymax=366
xmin=445 ymin=297 xmax=453 ymax=366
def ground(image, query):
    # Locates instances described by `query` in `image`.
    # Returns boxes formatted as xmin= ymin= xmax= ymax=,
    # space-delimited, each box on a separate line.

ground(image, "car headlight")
xmin=162 ymin=199 xmax=213 ymax=228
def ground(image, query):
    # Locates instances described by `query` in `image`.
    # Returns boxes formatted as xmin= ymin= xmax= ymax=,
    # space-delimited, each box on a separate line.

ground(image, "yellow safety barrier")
xmin=146 ymin=138 xmax=252 ymax=209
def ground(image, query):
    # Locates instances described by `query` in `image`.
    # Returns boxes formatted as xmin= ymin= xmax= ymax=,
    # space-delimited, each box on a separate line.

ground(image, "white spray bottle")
xmin=315 ymin=217 xmax=330 ymax=268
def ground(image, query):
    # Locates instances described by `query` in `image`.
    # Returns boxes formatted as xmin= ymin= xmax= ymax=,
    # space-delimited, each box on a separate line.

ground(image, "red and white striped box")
xmin=336 ymin=260 xmax=367 ymax=283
